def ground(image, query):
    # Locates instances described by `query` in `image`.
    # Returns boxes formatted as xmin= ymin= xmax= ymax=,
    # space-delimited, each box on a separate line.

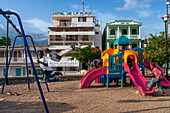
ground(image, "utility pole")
xmin=83 ymin=0 xmax=84 ymax=12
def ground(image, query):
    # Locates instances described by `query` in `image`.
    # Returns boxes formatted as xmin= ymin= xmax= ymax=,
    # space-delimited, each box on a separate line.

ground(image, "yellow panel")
xmin=143 ymin=51 xmax=146 ymax=59
xmin=107 ymin=70 xmax=109 ymax=74
xmin=101 ymin=48 xmax=114 ymax=57
xmin=124 ymin=50 xmax=138 ymax=63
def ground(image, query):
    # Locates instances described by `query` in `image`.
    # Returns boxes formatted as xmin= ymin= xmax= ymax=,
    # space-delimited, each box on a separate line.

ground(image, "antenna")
xmin=83 ymin=0 xmax=84 ymax=12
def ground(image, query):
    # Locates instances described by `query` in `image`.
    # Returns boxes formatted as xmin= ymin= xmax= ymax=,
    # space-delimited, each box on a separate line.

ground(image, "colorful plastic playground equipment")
xmin=80 ymin=35 xmax=170 ymax=95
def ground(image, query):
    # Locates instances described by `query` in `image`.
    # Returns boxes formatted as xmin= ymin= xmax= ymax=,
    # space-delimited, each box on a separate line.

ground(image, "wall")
xmin=72 ymin=17 xmax=93 ymax=27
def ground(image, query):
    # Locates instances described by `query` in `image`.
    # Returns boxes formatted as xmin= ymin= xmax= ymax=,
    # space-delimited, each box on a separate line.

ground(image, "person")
xmin=37 ymin=50 xmax=62 ymax=82
xmin=45 ymin=44 xmax=75 ymax=62
xmin=127 ymin=56 xmax=132 ymax=69
xmin=145 ymin=63 xmax=166 ymax=96
xmin=92 ymin=59 xmax=103 ymax=68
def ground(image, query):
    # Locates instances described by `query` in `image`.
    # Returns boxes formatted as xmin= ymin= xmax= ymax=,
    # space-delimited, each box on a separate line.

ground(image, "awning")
xmin=48 ymin=57 xmax=79 ymax=67
xmin=48 ymin=31 xmax=95 ymax=35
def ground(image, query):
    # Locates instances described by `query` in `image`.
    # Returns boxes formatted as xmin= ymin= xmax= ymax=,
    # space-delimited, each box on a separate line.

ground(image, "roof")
xmin=113 ymin=35 xmax=132 ymax=46
xmin=106 ymin=20 xmax=142 ymax=26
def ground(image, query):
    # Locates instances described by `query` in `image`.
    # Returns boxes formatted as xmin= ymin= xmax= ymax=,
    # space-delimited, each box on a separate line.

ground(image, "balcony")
xmin=0 ymin=57 xmax=24 ymax=63
xmin=108 ymin=35 xmax=116 ymax=39
xmin=52 ymin=22 xmax=78 ymax=27
xmin=49 ymin=31 xmax=95 ymax=35
xmin=130 ymin=35 xmax=140 ymax=39
xmin=79 ymin=41 xmax=93 ymax=45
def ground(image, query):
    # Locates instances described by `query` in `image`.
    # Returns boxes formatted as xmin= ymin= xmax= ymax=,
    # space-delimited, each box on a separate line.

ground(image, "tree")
xmin=144 ymin=32 xmax=170 ymax=67
xmin=69 ymin=45 xmax=101 ymax=70
xmin=0 ymin=36 xmax=11 ymax=46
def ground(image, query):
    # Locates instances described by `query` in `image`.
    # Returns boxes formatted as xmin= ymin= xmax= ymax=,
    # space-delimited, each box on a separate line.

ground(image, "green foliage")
xmin=0 ymin=36 xmax=11 ymax=46
xmin=69 ymin=45 xmax=101 ymax=68
xmin=144 ymin=33 xmax=170 ymax=66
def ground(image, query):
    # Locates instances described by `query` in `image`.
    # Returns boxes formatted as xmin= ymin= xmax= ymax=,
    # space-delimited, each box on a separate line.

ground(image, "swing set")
xmin=0 ymin=9 xmax=49 ymax=113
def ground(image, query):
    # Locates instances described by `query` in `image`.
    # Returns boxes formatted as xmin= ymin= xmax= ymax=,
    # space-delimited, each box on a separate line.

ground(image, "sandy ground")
xmin=0 ymin=80 xmax=170 ymax=113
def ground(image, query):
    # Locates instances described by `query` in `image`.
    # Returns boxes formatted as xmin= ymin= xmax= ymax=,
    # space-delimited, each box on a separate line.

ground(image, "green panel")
xmin=22 ymin=67 xmax=26 ymax=76
xmin=16 ymin=68 xmax=21 ymax=76
xmin=3 ymin=69 xmax=6 ymax=77
xmin=33 ymin=69 xmax=42 ymax=76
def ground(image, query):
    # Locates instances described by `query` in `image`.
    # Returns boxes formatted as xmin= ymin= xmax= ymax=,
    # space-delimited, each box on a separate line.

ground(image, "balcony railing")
xmin=130 ymin=35 xmax=140 ymax=39
xmin=108 ymin=35 xmax=116 ymax=39
xmin=0 ymin=57 xmax=24 ymax=63
xmin=52 ymin=22 xmax=78 ymax=27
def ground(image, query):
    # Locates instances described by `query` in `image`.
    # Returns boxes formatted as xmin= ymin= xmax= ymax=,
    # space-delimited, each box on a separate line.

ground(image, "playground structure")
xmin=0 ymin=9 xmax=49 ymax=113
xmin=80 ymin=35 xmax=170 ymax=95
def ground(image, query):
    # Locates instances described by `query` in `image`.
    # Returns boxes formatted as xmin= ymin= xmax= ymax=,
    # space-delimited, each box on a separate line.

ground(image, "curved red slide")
xmin=80 ymin=68 xmax=96 ymax=84
xmin=125 ymin=63 xmax=154 ymax=95
xmin=144 ymin=59 xmax=170 ymax=87
xmin=80 ymin=66 xmax=107 ymax=88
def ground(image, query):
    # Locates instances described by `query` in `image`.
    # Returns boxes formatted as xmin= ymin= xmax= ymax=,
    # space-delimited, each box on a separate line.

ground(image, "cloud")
xmin=0 ymin=24 xmax=5 ymax=29
xmin=116 ymin=0 xmax=150 ymax=11
xmin=23 ymin=18 xmax=51 ymax=33
xmin=136 ymin=10 xmax=152 ymax=17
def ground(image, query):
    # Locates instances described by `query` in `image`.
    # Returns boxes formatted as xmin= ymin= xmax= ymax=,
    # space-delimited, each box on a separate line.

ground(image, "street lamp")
xmin=162 ymin=15 xmax=169 ymax=78
xmin=78 ymin=44 xmax=81 ymax=71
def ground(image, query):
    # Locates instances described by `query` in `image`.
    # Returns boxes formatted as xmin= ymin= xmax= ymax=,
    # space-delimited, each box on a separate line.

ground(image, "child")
xmin=92 ymin=59 xmax=103 ymax=68
xmin=37 ymin=50 xmax=62 ymax=82
xmin=45 ymin=44 xmax=75 ymax=62
xmin=145 ymin=63 xmax=166 ymax=96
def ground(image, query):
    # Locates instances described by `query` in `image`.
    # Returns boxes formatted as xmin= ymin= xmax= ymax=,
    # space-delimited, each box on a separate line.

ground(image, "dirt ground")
xmin=0 ymin=80 xmax=170 ymax=113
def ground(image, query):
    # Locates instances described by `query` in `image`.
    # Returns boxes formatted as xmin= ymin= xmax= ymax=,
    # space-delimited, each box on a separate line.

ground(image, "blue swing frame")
xmin=0 ymin=9 xmax=49 ymax=113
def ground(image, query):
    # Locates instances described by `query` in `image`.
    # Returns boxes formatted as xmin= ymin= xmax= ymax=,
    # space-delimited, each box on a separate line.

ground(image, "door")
xmin=16 ymin=68 xmax=21 ymax=76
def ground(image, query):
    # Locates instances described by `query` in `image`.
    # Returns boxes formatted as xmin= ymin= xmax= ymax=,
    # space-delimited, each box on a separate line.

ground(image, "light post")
xmin=78 ymin=44 xmax=81 ymax=71
xmin=162 ymin=15 xmax=169 ymax=78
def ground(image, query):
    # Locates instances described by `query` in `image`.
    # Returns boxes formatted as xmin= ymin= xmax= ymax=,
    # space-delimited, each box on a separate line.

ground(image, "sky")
xmin=0 ymin=0 xmax=167 ymax=45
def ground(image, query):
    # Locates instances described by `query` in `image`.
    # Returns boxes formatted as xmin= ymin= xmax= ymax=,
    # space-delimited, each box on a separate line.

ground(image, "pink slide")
xmin=125 ymin=63 xmax=154 ymax=95
xmin=80 ymin=66 xmax=107 ymax=88
xmin=144 ymin=59 xmax=170 ymax=87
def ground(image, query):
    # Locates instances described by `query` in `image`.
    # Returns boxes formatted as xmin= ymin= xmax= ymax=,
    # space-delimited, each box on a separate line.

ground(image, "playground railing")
xmin=107 ymin=52 xmax=124 ymax=73
xmin=132 ymin=47 xmax=144 ymax=65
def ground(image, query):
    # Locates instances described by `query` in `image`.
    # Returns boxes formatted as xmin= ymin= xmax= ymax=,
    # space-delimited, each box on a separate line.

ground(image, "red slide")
xmin=80 ymin=66 xmax=107 ymax=88
xmin=144 ymin=59 xmax=170 ymax=87
xmin=125 ymin=63 xmax=154 ymax=95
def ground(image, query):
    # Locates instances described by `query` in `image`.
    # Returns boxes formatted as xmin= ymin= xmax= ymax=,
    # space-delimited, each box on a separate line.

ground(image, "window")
xmin=95 ymin=32 xmax=99 ymax=35
xmin=82 ymin=35 xmax=88 ymax=41
xmin=57 ymin=67 xmax=63 ymax=71
xmin=78 ymin=17 xmax=86 ymax=22
xmin=0 ymin=52 xmax=4 ymax=57
xmin=132 ymin=44 xmax=137 ymax=48
xmin=18 ymin=51 xmax=22 ymax=57
xmin=110 ymin=29 xmax=115 ymax=35
xmin=70 ymin=67 xmax=76 ymax=71
xmin=110 ymin=44 xmax=113 ymax=48
xmin=69 ymin=35 xmax=74 ymax=41
xmin=132 ymin=29 xmax=137 ymax=35
xmin=122 ymin=29 xmax=127 ymax=35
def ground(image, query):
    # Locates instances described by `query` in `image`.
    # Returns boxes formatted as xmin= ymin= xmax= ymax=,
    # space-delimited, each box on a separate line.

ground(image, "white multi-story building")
xmin=48 ymin=11 xmax=101 ymax=72
xmin=0 ymin=11 xmax=102 ymax=77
